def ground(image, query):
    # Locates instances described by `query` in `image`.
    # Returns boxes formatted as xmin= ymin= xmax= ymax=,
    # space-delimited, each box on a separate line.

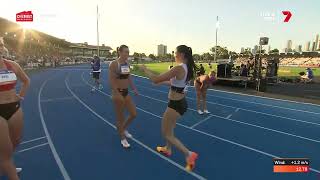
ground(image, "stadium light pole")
xmin=172 ymin=51 xmax=174 ymax=67
xmin=214 ymin=16 xmax=219 ymax=64
xmin=96 ymin=5 xmax=100 ymax=57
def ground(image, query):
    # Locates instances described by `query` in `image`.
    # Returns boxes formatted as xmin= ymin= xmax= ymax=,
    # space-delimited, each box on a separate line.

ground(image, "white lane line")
xmin=38 ymin=77 xmax=71 ymax=180
xmin=131 ymin=73 xmax=149 ymax=79
xmin=20 ymin=136 xmax=47 ymax=145
xmin=212 ymin=114 xmax=320 ymax=144
xmin=84 ymin=73 xmax=320 ymax=144
xmin=207 ymin=87 xmax=320 ymax=107
xmin=190 ymin=115 xmax=214 ymax=129
xmin=41 ymin=96 xmax=74 ymax=103
xmin=83 ymin=72 xmax=320 ymax=174
xmin=17 ymin=143 xmax=49 ymax=153
xmin=225 ymin=108 xmax=240 ymax=120
xmin=132 ymin=75 xmax=320 ymax=108
xmin=202 ymin=90 xmax=320 ymax=115
xmin=134 ymin=84 xmax=320 ymax=127
xmin=67 ymin=74 xmax=207 ymax=180
xmin=133 ymin=77 xmax=320 ymax=114
xmin=179 ymin=122 xmax=320 ymax=174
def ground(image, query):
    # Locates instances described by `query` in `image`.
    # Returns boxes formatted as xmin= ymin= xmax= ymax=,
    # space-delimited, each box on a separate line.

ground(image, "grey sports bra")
xmin=115 ymin=61 xmax=130 ymax=79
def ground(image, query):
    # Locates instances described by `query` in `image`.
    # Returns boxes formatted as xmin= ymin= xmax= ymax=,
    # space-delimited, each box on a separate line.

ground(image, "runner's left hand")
xmin=16 ymin=94 xmax=24 ymax=100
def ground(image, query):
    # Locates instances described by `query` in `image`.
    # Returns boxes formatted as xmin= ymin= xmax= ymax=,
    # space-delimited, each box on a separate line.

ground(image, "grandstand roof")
xmin=70 ymin=43 xmax=112 ymax=51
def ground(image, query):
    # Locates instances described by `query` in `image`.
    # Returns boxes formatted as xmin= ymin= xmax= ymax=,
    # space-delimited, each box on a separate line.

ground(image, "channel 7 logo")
xmin=282 ymin=11 xmax=292 ymax=22
xmin=260 ymin=10 xmax=292 ymax=23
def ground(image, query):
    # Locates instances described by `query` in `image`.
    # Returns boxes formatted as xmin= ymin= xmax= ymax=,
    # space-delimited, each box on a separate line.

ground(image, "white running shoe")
xmin=91 ymin=87 xmax=96 ymax=92
xmin=198 ymin=110 xmax=204 ymax=115
xmin=204 ymin=110 xmax=210 ymax=114
xmin=121 ymin=139 xmax=130 ymax=148
xmin=98 ymin=84 xmax=103 ymax=90
xmin=16 ymin=168 xmax=22 ymax=173
xmin=124 ymin=130 xmax=132 ymax=138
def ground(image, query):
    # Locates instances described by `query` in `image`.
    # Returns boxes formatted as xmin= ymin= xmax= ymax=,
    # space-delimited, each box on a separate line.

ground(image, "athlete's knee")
xmin=11 ymin=138 xmax=21 ymax=148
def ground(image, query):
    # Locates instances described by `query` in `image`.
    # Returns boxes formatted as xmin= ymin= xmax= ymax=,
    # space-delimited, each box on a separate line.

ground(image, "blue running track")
xmin=6 ymin=64 xmax=320 ymax=180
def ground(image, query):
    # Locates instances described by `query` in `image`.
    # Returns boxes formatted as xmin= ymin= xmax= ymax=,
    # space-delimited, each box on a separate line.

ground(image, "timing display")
xmin=273 ymin=158 xmax=309 ymax=173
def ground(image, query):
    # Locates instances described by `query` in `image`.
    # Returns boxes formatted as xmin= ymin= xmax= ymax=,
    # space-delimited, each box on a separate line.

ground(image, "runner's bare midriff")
xmin=115 ymin=79 xmax=129 ymax=89
xmin=0 ymin=89 xmax=19 ymax=104
xmin=168 ymin=90 xmax=185 ymax=101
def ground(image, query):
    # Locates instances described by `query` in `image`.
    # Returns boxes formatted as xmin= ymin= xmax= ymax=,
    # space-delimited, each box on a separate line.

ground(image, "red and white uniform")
xmin=0 ymin=60 xmax=17 ymax=91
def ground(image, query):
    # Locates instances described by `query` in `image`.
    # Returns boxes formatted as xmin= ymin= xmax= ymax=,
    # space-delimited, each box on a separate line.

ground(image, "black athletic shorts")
xmin=0 ymin=101 xmax=20 ymax=120
xmin=118 ymin=88 xmax=129 ymax=97
xmin=92 ymin=72 xmax=100 ymax=79
xmin=168 ymin=98 xmax=188 ymax=116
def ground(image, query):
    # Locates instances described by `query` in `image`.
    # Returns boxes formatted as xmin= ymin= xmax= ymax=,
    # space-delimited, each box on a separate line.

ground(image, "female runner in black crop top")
xmin=108 ymin=45 xmax=139 ymax=148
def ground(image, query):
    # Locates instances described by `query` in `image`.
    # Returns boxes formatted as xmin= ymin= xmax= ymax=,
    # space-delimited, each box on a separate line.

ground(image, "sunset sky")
xmin=1 ymin=0 xmax=319 ymax=54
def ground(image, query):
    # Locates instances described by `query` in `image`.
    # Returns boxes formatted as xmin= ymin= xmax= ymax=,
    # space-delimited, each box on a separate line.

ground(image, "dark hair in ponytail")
xmin=176 ymin=45 xmax=198 ymax=82
xmin=117 ymin=45 xmax=129 ymax=57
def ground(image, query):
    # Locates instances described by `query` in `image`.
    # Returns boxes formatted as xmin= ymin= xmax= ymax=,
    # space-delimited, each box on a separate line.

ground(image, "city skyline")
xmin=1 ymin=0 xmax=320 ymax=54
xmin=283 ymin=34 xmax=320 ymax=53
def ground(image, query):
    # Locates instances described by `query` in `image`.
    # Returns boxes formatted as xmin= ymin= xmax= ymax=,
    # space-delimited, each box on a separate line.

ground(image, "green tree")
xmin=111 ymin=50 xmax=117 ymax=57
xmin=201 ymin=53 xmax=213 ymax=62
xmin=210 ymin=46 xmax=229 ymax=59
xmin=165 ymin=53 xmax=173 ymax=62
xmin=241 ymin=48 xmax=253 ymax=56
xmin=140 ymin=53 xmax=147 ymax=58
xmin=133 ymin=52 xmax=140 ymax=58
xmin=269 ymin=48 xmax=279 ymax=54
xmin=133 ymin=52 xmax=140 ymax=63
xmin=148 ymin=54 xmax=156 ymax=60
xmin=193 ymin=54 xmax=201 ymax=62
xmin=228 ymin=51 xmax=238 ymax=59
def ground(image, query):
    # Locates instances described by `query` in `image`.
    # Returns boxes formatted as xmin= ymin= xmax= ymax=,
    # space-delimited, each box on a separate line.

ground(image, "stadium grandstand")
xmin=0 ymin=17 xmax=112 ymax=69
xmin=235 ymin=52 xmax=320 ymax=68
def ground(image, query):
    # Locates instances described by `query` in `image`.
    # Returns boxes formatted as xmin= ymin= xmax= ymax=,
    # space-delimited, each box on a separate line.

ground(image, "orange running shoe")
xmin=156 ymin=146 xmax=172 ymax=157
xmin=185 ymin=152 xmax=198 ymax=171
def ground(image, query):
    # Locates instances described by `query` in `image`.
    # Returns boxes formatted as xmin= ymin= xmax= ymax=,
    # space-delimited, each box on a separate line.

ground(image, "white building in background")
xmin=298 ymin=45 xmax=302 ymax=52
xmin=157 ymin=44 xmax=167 ymax=56
xmin=240 ymin=47 xmax=245 ymax=53
xmin=312 ymin=42 xmax=316 ymax=51
xmin=295 ymin=45 xmax=302 ymax=53
xmin=305 ymin=41 xmax=311 ymax=51
xmin=286 ymin=40 xmax=293 ymax=53
xmin=315 ymin=34 xmax=319 ymax=51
